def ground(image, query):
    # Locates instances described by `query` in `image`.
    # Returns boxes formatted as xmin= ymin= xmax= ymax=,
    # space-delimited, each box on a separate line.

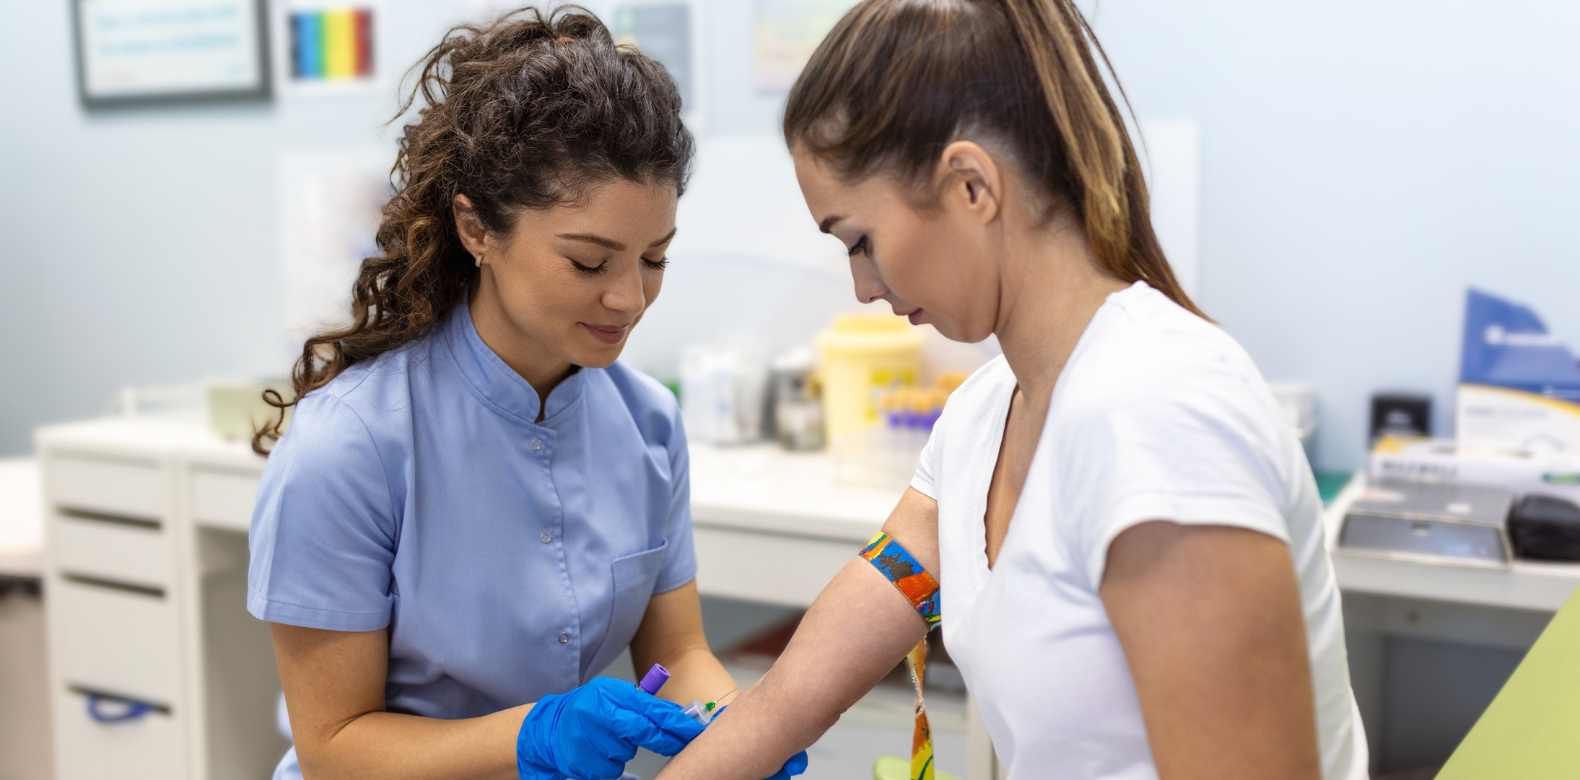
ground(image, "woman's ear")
xmin=453 ymin=194 xmax=488 ymax=257
xmin=939 ymin=141 xmax=1003 ymax=225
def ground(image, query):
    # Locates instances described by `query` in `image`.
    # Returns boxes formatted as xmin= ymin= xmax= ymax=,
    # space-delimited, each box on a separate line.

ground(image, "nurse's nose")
xmin=602 ymin=260 xmax=646 ymax=316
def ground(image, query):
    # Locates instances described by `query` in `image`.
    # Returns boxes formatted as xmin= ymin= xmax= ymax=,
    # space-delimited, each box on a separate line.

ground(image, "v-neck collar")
xmin=442 ymin=294 xmax=585 ymax=428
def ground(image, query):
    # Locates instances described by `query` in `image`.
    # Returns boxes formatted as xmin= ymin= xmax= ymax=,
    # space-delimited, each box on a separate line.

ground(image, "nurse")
xmin=660 ymin=1 xmax=1367 ymax=779
xmin=248 ymin=9 xmax=803 ymax=780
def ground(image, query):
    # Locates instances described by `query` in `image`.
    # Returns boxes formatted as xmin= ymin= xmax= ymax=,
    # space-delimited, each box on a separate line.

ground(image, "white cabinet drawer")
xmin=51 ymin=579 xmax=181 ymax=706
xmin=53 ymin=514 xmax=169 ymax=589
xmin=50 ymin=455 xmax=163 ymax=521
xmin=54 ymin=688 xmax=183 ymax=780
xmin=188 ymin=467 xmax=261 ymax=531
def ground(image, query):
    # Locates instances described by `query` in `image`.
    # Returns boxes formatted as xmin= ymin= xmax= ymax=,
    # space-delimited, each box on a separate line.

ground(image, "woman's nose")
xmin=602 ymin=262 xmax=646 ymax=315
xmin=850 ymin=253 xmax=888 ymax=305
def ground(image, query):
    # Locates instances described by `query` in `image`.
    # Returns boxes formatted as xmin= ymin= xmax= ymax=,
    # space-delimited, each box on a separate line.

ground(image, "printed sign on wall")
xmin=73 ymin=0 xmax=271 ymax=106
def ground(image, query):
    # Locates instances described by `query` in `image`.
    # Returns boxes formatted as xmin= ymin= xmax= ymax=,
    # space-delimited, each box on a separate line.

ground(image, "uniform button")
xmin=541 ymin=532 xmax=552 ymax=543
xmin=559 ymin=632 xmax=570 ymax=644
xmin=531 ymin=439 xmax=544 ymax=451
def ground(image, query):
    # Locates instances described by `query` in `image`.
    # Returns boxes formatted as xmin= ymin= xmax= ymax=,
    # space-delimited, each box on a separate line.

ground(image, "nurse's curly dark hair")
xmin=254 ymin=5 xmax=693 ymax=454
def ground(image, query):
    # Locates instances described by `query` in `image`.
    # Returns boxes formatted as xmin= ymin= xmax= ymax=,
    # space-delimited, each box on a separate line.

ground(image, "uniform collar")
xmin=443 ymin=294 xmax=585 ymax=427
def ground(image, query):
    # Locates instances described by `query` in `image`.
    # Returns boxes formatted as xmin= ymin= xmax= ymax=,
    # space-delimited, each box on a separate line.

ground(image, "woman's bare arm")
xmin=655 ymin=488 xmax=940 ymax=780
xmin=1101 ymin=522 xmax=1322 ymax=780
xmin=271 ymin=624 xmax=526 ymax=780
xmin=629 ymin=579 xmax=738 ymax=708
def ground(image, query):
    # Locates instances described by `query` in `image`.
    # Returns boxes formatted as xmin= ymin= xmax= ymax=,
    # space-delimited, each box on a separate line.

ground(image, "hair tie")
xmin=556 ymin=36 xmax=573 ymax=43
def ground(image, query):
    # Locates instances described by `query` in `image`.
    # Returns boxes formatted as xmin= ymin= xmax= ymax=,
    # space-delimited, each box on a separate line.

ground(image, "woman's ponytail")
xmin=784 ymin=0 xmax=1205 ymax=320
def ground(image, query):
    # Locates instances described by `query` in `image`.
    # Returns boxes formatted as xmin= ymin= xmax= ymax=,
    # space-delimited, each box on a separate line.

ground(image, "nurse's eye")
xmin=569 ymin=258 xmax=608 ymax=276
xmin=846 ymin=235 xmax=870 ymax=257
xmin=643 ymin=256 xmax=669 ymax=270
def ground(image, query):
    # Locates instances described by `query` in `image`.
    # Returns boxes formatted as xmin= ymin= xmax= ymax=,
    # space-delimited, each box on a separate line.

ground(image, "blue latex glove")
xmin=517 ymin=677 xmax=705 ymax=780
xmin=707 ymin=706 xmax=809 ymax=780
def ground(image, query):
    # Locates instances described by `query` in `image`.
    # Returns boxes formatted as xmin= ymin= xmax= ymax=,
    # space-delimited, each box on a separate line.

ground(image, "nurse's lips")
xmin=898 ymin=308 xmax=924 ymax=325
xmin=582 ymin=323 xmax=630 ymax=344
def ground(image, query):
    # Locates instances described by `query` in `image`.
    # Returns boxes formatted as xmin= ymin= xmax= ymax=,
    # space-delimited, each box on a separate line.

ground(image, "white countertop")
xmin=36 ymin=415 xmax=265 ymax=471
xmin=688 ymin=443 xmax=902 ymax=543
xmin=40 ymin=417 xmax=1578 ymax=613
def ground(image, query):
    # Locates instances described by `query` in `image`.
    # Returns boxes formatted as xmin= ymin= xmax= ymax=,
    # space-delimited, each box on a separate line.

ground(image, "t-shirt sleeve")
xmin=1060 ymin=358 xmax=1294 ymax=590
xmin=909 ymin=423 xmax=941 ymax=499
xmin=247 ymin=393 xmax=399 ymax=632
xmin=654 ymin=404 xmax=699 ymax=594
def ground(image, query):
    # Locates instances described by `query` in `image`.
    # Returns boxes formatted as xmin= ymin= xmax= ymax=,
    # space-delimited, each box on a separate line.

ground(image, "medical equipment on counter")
xmin=681 ymin=344 xmax=769 ymax=444
xmin=1340 ymin=479 xmax=1515 ymax=567
xmin=834 ymin=385 xmax=950 ymax=489
xmin=1370 ymin=435 xmax=1580 ymax=506
xmin=770 ymin=347 xmax=824 ymax=451
xmin=1371 ymin=392 xmax=1432 ymax=441
xmin=1268 ymin=383 xmax=1318 ymax=461
xmin=1509 ymin=494 xmax=1580 ymax=562
xmin=816 ymin=315 xmax=924 ymax=444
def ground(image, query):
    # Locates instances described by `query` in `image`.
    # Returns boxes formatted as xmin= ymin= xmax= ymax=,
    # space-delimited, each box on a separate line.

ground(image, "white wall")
xmin=1079 ymin=0 xmax=1580 ymax=469
xmin=3 ymin=1 xmax=1578 ymax=471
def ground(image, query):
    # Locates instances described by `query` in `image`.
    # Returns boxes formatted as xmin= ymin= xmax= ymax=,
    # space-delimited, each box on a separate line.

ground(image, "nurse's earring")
xmin=475 ymin=253 xmax=483 ymax=268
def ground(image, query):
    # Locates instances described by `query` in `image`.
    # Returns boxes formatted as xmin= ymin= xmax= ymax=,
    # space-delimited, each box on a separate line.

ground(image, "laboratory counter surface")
xmin=31 ymin=416 xmax=1580 ymax=780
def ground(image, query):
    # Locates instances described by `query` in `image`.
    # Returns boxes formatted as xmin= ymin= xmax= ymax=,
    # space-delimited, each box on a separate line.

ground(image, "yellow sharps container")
xmin=815 ymin=314 xmax=925 ymax=444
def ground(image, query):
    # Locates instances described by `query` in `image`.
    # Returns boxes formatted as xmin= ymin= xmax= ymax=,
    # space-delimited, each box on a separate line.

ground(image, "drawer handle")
xmin=86 ymin=692 xmax=153 ymax=724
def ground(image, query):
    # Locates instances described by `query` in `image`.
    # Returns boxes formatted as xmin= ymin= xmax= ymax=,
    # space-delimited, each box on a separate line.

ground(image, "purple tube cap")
xmin=638 ymin=663 xmax=671 ymax=695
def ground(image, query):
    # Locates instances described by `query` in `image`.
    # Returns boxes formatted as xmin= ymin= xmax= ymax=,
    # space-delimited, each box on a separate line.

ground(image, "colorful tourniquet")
xmin=860 ymin=532 xmax=942 ymax=628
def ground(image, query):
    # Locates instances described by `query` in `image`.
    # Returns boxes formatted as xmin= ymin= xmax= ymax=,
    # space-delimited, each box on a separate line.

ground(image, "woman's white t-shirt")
xmin=911 ymin=282 xmax=1367 ymax=780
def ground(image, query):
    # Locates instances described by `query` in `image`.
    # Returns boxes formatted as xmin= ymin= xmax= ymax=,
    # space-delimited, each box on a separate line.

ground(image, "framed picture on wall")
xmin=608 ymin=0 xmax=705 ymax=131
xmin=72 ymin=0 xmax=272 ymax=107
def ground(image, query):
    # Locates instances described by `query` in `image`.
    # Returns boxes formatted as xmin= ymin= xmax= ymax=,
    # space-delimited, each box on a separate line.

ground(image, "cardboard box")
xmin=1457 ymin=384 xmax=1580 ymax=454
xmin=1458 ymin=289 xmax=1580 ymax=452
xmin=1370 ymin=435 xmax=1580 ymax=505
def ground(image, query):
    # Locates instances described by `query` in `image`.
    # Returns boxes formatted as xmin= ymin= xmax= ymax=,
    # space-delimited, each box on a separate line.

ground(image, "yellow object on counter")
xmin=816 ymin=314 xmax=925 ymax=443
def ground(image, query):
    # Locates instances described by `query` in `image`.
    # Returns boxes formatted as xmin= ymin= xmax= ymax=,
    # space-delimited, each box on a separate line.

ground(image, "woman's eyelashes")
xmin=846 ymin=235 xmax=870 ymax=257
xmin=568 ymin=256 xmax=668 ymax=275
xmin=569 ymin=258 xmax=607 ymax=276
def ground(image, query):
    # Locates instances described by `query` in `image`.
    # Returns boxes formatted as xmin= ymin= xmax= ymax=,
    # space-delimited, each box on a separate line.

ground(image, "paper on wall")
xmin=277 ymin=150 xmax=391 ymax=347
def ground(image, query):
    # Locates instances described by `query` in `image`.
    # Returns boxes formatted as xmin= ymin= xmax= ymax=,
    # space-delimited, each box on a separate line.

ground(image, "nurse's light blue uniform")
xmin=247 ymin=296 xmax=697 ymax=779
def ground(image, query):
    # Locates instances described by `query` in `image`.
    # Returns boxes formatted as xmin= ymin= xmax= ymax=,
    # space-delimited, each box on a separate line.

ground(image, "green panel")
xmin=873 ymin=755 xmax=962 ymax=780
xmin=1437 ymin=587 xmax=1580 ymax=779
xmin=1315 ymin=470 xmax=1353 ymax=505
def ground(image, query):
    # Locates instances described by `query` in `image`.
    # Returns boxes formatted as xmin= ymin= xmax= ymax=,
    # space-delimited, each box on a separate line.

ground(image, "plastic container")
xmin=815 ymin=315 xmax=925 ymax=445
xmin=835 ymin=385 xmax=949 ymax=489
xmin=680 ymin=344 xmax=769 ymax=445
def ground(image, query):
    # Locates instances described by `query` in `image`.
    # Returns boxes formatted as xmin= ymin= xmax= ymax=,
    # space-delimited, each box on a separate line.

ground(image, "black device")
xmin=1508 ymin=494 xmax=1580 ymax=561
xmin=1370 ymin=393 xmax=1433 ymax=440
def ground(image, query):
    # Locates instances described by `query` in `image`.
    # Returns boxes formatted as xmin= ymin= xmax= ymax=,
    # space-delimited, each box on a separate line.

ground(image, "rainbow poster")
xmin=289 ymin=8 xmax=373 ymax=80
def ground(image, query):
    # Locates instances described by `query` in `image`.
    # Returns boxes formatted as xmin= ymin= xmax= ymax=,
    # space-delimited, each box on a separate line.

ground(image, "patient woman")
xmin=659 ymin=1 xmax=1367 ymax=779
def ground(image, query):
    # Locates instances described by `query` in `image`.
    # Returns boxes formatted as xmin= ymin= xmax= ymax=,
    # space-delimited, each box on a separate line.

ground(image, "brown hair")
xmin=254 ymin=5 xmax=693 ymax=454
xmin=783 ymin=0 xmax=1205 ymax=319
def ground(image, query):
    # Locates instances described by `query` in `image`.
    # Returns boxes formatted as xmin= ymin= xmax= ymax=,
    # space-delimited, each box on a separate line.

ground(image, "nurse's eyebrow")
xmin=557 ymin=227 xmax=678 ymax=251
xmin=818 ymin=215 xmax=844 ymax=234
xmin=557 ymin=233 xmax=626 ymax=251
